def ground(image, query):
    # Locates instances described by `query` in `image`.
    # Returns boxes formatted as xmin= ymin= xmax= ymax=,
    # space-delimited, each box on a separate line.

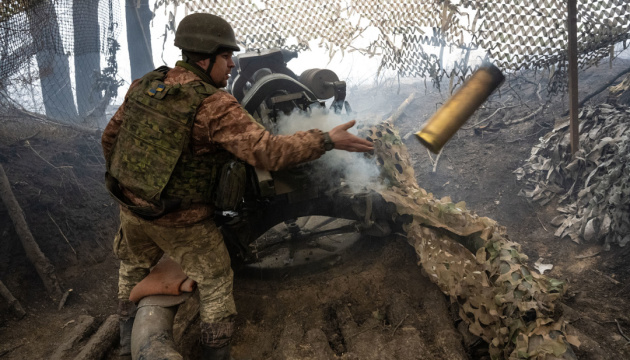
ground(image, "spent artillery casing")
xmin=416 ymin=64 xmax=505 ymax=153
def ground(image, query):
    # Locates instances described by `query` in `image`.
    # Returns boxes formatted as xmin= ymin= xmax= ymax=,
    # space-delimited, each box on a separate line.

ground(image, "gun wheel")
xmin=243 ymin=216 xmax=362 ymax=275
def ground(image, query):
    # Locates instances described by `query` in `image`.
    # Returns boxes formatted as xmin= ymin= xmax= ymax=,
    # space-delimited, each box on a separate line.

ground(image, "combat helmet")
xmin=174 ymin=13 xmax=240 ymax=54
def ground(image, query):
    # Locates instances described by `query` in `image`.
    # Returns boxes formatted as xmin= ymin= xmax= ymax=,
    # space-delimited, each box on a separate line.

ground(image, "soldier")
xmin=101 ymin=12 xmax=373 ymax=360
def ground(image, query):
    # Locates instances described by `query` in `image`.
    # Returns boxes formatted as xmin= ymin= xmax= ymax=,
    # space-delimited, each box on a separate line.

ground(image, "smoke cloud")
xmin=275 ymin=106 xmax=382 ymax=193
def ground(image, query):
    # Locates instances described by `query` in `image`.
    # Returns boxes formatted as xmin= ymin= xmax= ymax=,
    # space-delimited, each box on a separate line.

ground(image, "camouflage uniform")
xmin=114 ymin=209 xmax=235 ymax=322
xmin=102 ymin=64 xmax=326 ymax=324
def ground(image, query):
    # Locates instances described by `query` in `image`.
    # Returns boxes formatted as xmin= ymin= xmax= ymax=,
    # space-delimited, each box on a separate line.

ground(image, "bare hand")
xmin=328 ymin=120 xmax=374 ymax=152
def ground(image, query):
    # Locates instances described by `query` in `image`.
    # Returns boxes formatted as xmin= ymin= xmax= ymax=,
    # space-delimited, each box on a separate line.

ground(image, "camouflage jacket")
xmin=102 ymin=65 xmax=326 ymax=226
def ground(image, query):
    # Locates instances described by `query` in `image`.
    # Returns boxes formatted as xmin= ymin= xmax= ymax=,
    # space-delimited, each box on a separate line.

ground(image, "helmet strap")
xmin=205 ymin=55 xmax=218 ymax=85
xmin=182 ymin=51 xmax=219 ymax=87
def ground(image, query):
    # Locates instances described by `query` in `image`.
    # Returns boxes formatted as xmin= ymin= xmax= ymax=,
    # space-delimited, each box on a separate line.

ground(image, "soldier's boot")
xmin=201 ymin=343 xmax=232 ymax=360
xmin=200 ymin=320 xmax=235 ymax=360
xmin=118 ymin=299 xmax=137 ymax=356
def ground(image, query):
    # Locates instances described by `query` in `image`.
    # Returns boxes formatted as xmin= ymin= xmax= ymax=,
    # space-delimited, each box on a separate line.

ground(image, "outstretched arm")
xmin=328 ymin=120 xmax=374 ymax=152
xmin=195 ymin=92 xmax=373 ymax=171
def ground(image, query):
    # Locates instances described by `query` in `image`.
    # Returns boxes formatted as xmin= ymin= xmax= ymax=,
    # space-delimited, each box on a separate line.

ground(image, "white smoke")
xmin=275 ymin=106 xmax=382 ymax=193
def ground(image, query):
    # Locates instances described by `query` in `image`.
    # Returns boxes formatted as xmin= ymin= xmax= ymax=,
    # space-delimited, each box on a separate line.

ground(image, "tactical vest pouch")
xmin=214 ymin=160 xmax=247 ymax=211
xmin=105 ymin=172 xmax=181 ymax=220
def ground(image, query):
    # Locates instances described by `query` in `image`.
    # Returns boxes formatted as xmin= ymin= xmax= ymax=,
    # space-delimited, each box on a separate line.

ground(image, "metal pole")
xmin=568 ymin=0 xmax=579 ymax=154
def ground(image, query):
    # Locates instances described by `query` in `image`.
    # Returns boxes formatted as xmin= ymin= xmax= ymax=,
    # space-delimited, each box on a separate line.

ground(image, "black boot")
xmin=117 ymin=300 xmax=137 ymax=356
xmin=200 ymin=320 xmax=235 ymax=360
xmin=201 ymin=343 xmax=231 ymax=360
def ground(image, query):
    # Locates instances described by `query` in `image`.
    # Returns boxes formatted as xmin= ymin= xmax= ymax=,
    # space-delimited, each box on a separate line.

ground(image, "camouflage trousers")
xmin=113 ymin=209 xmax=237 ymax=323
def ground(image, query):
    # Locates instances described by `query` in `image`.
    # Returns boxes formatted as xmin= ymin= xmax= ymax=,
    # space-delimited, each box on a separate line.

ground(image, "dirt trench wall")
xmin=0 ymin=116 xmax=119 ymax=317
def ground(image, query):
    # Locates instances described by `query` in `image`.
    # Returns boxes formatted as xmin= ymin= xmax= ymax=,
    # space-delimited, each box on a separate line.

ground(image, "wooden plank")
xmin=50 ymin=315 xmax=97 ymax=360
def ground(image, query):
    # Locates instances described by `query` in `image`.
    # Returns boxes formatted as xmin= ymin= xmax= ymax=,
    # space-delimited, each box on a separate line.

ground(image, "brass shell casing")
xmin=416 ymin=64 xmax=505 ymax=153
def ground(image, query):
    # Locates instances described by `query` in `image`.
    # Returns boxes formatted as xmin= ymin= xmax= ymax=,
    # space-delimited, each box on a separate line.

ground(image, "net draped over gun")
xmin=357 ymin=121 xmax=574 ymax=360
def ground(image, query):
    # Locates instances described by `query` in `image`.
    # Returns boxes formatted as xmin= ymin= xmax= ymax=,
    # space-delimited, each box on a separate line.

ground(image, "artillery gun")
xmin=219 ymin=48 xmax=390 ymax=272
xmin=228 ymin=48 xmax=351 ymax=124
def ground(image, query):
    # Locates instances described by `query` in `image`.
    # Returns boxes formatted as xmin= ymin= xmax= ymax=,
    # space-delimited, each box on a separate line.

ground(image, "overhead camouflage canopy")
xmin=2 ymin=0 xmax=629 ymax=121
xmin=156 ymin=0 xmax=630 ymax=86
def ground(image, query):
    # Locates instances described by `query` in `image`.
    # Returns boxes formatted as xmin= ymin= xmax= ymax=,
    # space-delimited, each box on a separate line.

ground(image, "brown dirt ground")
xmin=1 ymin=60 xmax=630 ymax=360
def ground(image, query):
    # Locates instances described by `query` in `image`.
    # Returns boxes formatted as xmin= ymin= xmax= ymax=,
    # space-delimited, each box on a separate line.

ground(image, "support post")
xmin=568 ymin=0 xmax=579 ymax=154
xmin=0 ymin=279 xmax=26 ymax=319
xmin=0 ymin=164 xmax=63 ymax=300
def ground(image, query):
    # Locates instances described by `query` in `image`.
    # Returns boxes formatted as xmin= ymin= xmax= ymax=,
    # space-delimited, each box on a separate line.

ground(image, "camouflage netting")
xmin=3 ymin=0 xmax=630 ymax=122
xmin=515 ymin=102 xmax=630 ymax=249
xmin=155 ymin=0 xmax=630 ymax=87
xmin=0 ymin=0 xmax=121 ymax=122
xmin=362 ymin=121 xmax=577 ymax=359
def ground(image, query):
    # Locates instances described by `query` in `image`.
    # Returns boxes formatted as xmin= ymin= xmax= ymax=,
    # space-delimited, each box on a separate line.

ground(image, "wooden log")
xmin=50 ymin=315 xmax=96 ymax=360
xmin=73 ymin=314 xmax=119 ymax=360
xmin=0 ymin=164 xmax=63 ymax=300
xmin=386 ymin=92 xmax=417 ymax=125
xmin=0 ymin=279 xmax=26 ymax=319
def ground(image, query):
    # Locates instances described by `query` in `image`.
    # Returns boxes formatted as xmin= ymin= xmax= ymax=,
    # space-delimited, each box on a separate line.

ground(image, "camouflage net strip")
xmin=362 ymin=121 xmax=575 ymax=359
xmin=155 ymin=0 xmax=630 ymax=85
xmin=476 ymin=0 xmax=630 ymax=70
xmin=515 ymin=102 xmax=630 ymax=249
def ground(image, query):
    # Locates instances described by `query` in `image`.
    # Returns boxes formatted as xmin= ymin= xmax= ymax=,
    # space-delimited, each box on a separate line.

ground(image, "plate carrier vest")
xmin=106 ymin=67 xmax=245 ymax=218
